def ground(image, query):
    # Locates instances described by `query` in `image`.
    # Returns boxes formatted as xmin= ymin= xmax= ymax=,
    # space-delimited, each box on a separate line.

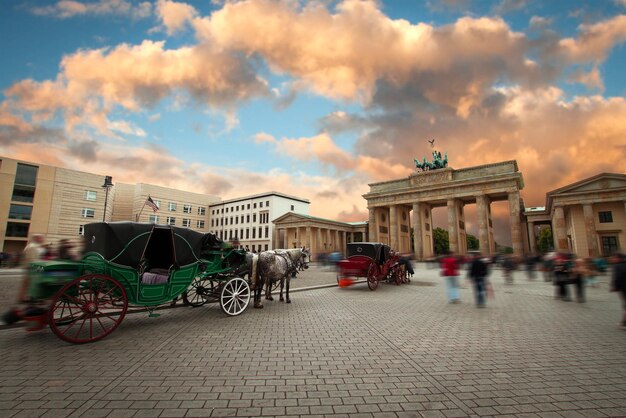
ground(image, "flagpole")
xmin=136 ymin=198 xmax=148 ymax=222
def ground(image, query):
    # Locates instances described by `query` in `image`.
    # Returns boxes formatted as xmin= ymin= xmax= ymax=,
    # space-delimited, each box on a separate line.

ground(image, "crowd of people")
xmin=438 ymin=250 xmax=626 ymax=329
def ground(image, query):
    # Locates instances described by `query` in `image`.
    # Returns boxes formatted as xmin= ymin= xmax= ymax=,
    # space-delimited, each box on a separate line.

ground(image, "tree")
xmin=537 ymin=227 xmax=553 ymax=253
xmin=466 ymin=233 xmax=479 ymax=250
xmin=433 ymin=227 xmax=449 ymax=255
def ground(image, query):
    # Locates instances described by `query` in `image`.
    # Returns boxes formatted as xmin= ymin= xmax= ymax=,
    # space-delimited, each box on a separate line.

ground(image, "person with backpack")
xmin=469 ymin=253 xmax=490 ymax=308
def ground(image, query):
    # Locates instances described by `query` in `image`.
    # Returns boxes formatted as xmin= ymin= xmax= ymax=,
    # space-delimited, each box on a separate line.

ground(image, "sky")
xmin=1 ymin=0 xmax=626 ymax=245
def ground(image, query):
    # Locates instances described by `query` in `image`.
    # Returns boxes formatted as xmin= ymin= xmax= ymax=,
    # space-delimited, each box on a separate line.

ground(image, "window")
xmin=246 ymin=228 xmax=249 ymax=239
xmin=266 ymin=200 xmax=269 ymax=207
xmin=599 ymin=211 xmax=613 ymax=223
xmin=211 ymin=219 xmax=214 ymax=227
xmin=291 ymin=205 xmax=294 ymax=210
xmin=182 ymin=219 xmax=191 ymax=227
xmin=265 ymin=227 xmax=269 ymax=238
xmin=246 ymin=215 xmax=250 ymax=223
xmin=253 ymin=213 xmax=256 ymax=223
xmin=167 ymin=217 xmax=176 ymax=226
xmin=9 ymin=204 xmax=32 ymax=220
xmin=79 ymin=225 xmax=85 ymax=236
xmin=153 ymin=199 xmax=161 ymax=209
xmin=252 ymin=228 xmax=256 ymax=239
xmin=197 ymin=220 xmax=205 ymax=228
xmin=168 ymin=202 xmax=177 ymax=211
xmin=149 ymin=215 xmax=159 ymax=224
xmin=601 ymin=236 xmax=619 ymax=256
xmin=258 ymin=227 xmax=262 ymax=238
xmin=254 ymin=203 xmax=257 ymax=209
xmin=6 ymin=222 xmax=29 ymax=238
xmin=247 ymin=204 xmax=250 ymax=209
xmin=211 ymin=209 xmax=215 ymax=215
xmin=236 ymin=205 xmax=239 ymax=211
xmin=183 ymin=204 xmax=192 ymax=214
xmin=12 ymin=163 xmax=38 ymax=203
xmin=225 ymin=218 xmax=229 ymax=225
xmin=235 ymin=217 xmax=239 ymax=225
xmin=259 ymin=202 xmax=263 ymax=208
xmin=82 ymin=208 xmax=95 ymax=218
xmin=84 ymin=190 xmax=97 ymax=201
xmin=264 ymin=245 xmax=268 ymax=251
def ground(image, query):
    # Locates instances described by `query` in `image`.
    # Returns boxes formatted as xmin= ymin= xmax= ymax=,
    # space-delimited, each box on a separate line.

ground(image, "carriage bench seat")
xmin=141 ymin=268 xmax=170 ymax=285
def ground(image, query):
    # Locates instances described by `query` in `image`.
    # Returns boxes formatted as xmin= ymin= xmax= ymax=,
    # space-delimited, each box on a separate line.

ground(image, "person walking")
xmin=469 ymin=253 xmax=489 ymax=308
xmin=610 ymin=253 xmax=626 ymax=330
xmin=17 ymin=233 xmax=46 ymax=304
xmin=441 ymin=251 xmax=461 ymax=303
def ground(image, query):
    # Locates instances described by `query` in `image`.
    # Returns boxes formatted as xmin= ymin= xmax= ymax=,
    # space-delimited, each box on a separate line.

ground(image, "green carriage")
xmin=28 ymin=222 xmax=251 ymax=344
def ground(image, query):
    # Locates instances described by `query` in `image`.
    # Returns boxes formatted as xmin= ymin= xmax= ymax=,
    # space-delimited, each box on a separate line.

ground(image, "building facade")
xmin=272 ymin=212 xmax=368 ymax=258
xmin=363 ymin=160 xmax=525 ymax=260
xmin=0 ymin=156 xmax=217 ymax=254
xmin=208 ymin=192 xmax=310 ymax=252
xmin=524 ymin=173 xmax=626 ymax=257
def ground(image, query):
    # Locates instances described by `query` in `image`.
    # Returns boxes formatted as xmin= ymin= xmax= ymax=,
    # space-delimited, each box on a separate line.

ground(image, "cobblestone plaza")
xmin=1 ymin=265 xmax=625 ymax=417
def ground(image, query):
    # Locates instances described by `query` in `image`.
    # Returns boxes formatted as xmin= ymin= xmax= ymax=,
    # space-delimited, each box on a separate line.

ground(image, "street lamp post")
xmin=101 ymin=176 xmax=113 ymax=222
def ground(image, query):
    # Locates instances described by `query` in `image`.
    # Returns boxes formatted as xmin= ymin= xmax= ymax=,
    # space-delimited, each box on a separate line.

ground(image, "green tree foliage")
xmin=466 ymin=233 xmax=479 ymax=250
xmin=537 ymin=227 xmax=553 ymax=253
xmin=433 ymin=227 xmax=449 ymax=255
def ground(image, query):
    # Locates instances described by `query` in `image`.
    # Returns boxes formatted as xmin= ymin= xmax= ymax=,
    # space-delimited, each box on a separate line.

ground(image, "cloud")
xmin=492 ymin=0 xmax=529 ymax=15
xmin=31 ymin=0 xmax=152 ymax=19
xmin=558 ymin=15 xmax=626 ymax=63
xmin=2 ymin=40 xmax=270 ymax=138
xmin=156 ymin=0 xmax=198 ymax=35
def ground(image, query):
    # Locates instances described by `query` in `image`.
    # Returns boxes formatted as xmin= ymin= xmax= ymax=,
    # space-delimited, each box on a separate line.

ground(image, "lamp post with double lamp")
xmin=101 ymin=176 xmax=113 ymax=222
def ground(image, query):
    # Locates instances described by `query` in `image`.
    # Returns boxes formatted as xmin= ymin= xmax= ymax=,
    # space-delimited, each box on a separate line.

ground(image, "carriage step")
xmin=148 ymin=313 xmax=161 ymax=318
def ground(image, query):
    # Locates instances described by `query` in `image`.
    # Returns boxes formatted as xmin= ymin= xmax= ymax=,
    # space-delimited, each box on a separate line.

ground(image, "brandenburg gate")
xmin=363 ymin=160 xmax=525 ymax=260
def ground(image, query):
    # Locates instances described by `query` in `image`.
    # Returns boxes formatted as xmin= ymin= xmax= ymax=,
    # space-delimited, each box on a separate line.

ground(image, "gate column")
xmin=508 ymin=191 xmax=523 ymax=256
xmin=477 ymin=195 xmax=490 ymax=255
xmin=412 ymin=202 xmax=423 ymax=260
xmin=447 ymin=199 xmax=459 ymax=253
xmin=528 ymin=221 xmax=537 ymax=254
xmin=583 ymin=204 xmax=599 ymax=257
xmin=389 ymin=205 xmax=398 ymax=250
xmin=553 ymin=205 xmax=568 ymax=252
xmin=368 ymin=207 xmax=376 ymax=242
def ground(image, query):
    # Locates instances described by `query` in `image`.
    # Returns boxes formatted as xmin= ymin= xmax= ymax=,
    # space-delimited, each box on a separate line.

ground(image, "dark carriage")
xmin=24 ymin=222 xmax=250 ymax=344
xmin=336 ymin=242 xmax=406 ymax=290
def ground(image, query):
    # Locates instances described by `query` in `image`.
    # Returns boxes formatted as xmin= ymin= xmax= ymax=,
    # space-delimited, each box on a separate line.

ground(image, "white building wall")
xmin=208 ymin=192 xmax=310 ymax=251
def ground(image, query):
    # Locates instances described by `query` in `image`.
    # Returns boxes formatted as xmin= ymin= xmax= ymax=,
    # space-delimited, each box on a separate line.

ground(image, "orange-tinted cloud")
xmin=156 ymin=0 xmax=198 ymax=35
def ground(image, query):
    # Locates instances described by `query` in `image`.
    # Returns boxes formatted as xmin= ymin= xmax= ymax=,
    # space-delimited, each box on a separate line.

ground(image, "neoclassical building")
xmin=524 ymin=173 xmax=626 ymax=257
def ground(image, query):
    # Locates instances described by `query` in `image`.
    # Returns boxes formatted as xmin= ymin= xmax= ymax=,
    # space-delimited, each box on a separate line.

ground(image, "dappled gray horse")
xmin=254 ymin=248 xmax=310 ymax=308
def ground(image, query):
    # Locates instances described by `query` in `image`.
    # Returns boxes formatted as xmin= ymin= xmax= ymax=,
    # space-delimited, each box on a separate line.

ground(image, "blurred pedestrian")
xmin=503 ymin=256 xmax=515 ymax=284
xmin=553 ymin=253 xmax=572 ymax=301
xmin=468 ymin=253 xmax=489 ymax=308
xmin=525 ymin=254 xmax=537 ymax=280
xmin=57 ymin=239 xmax=76 ymax=261
xmin=572 ymin=256 xmax=589 ymax=303
xmin=17 ymin=233 xmax=46 ymax=304
xmin=441 ymin=250 xmax=460 ymax=303
xmin=610 ymin=253 xmax=626 ymax=330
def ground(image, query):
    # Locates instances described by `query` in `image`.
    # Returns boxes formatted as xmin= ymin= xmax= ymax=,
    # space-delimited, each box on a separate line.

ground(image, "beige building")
xmin=0 ymin=156 xmax=219 ymax=254
xmin=272 ymin=212 xmax=368 ymax=258
xmin=524 ymin=173 xmax=626 ymax=257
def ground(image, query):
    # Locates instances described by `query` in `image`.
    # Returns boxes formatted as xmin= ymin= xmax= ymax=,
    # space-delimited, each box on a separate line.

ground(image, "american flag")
xmin=146 ymin=196 xmax=159 ymax=212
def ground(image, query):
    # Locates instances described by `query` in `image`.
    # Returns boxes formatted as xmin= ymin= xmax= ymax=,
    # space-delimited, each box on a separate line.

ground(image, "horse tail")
xmin=250 ymin=253 xmax=258 ymax=287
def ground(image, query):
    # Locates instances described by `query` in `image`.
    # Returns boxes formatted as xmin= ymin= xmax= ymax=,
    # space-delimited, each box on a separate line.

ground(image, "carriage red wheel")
xmin=367 ymin=263 xmax=379 ymax=291
xmin=394 ymin=266 xmax=403 ymax=285
xmin=48 ymin=274 xmax=127 ymax=344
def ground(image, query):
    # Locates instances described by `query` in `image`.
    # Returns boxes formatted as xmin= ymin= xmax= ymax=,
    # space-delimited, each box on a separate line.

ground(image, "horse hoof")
xmin=279 ymin=297 xmax=284 ymax=302
xmin=286 ymin=300 xmax=291 ymax=304
xmin=266 ymin=296 xmax=273 ymax=301
xmin=254 ymin=303 xmax=263 ymax=309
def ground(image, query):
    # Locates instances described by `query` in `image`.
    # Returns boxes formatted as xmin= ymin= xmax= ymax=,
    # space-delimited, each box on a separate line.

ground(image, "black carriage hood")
xmin=346 ymin=242 xmax=391 ymax=264
xmin=83 ymin=222 xmax=207 ymax=267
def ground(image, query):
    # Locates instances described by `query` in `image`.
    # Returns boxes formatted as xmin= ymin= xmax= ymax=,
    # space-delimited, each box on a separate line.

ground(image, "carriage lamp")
xmin=101 ymin=176 xmax=113 ymax=222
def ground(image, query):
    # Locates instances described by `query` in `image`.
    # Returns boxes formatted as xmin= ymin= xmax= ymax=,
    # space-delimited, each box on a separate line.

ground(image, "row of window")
xmin=211 ymin=227 xmax=270 ymax=241
xmin=211 ymin=200 xmax=271 ymax=215
xmin=83 ymin=192 xmax=208 ymax=216
xmin=146 ymin=216 xmax=205 ymax=229
xmin=210 ymin=212 xmax=270 ymax=227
